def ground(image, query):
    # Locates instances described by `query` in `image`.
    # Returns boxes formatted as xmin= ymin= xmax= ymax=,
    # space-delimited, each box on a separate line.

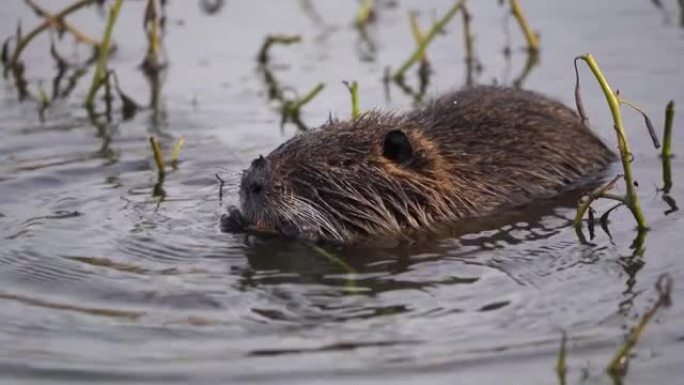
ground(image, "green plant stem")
xmin=392 ymin=0 xmax=465 ymax=80
xmin=257 ymin=35 xmax=301 ymax=65
xmin=24 ymin=0 xmax=100 ymax=47
xmin=510 ymin=0 xmax=539 ymax=52
xmin=662 ymin=101 xmax=675 ymax=193
xmin=355 ymin=0 xmax=374 ymax=27
xmin=170 ymin=137 xmax=184 ymax=170
xmin=662 ymin=101 xmax=675 ymax=159
xmin=345 ymin=81 xmax=359 ymax=119
xmin=574 ymin=174 xmax=623 ymax=239
xmin=579 ymin=53 xmax=647 ymax=230
xmin=149 ymin=136 xmax=165 ymax=175
xmin=461 ymin=4 xmax=475 ymax=85
xmin=309 ymin=244 xmax=357 ymax=291
xmin=408 ymin=11 xmax=425 ymax=57
xmin=85 ymin=0 xmax=123 ymax=111
xmin=290 ymin=83 xmax=325 ymax=111
xmin=556 ymin=331 xmax=567 ymax=385
xmin=7 ymin=0 xmax=95 ymax=70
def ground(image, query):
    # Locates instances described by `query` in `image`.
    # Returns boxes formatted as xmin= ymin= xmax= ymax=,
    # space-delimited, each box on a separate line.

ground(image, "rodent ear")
xmin=382 ymin=130 xmax=414 ymax=165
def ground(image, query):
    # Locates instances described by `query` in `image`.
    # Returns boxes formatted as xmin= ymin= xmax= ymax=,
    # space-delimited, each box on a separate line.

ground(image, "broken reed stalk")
xmin=574 ymin=53 xmax=647 ymax=232
xmin=392 ymin=0 xmax=465 ymax=80
xmin=25 ymin=0 xmax=100 ymax=48
xmin=662 ymin=101 xmax=675 ymax=193
xmin=257 ymin=35 xmax=301 ymax=65
xmin=148 ymin=136 xmax=183 ymax=171
xmin=170 ymin=137 xmax=185 ymax=170
xmin=461 ymin=4 xmax=476 ymax=85
xmin=344 ymin=81 xmax=360 ymax=120
xmin=289 ymin=82 xmax=325 ymax=112
xmin=215 ymin=174 xmax=225 ymax=204
xmin=408 ymin=11 xmax=427 ymax=63
xmin=149 ymin=136 xmax=166 ymax=203
xmin=607 ymin=274 xmax=673 ymax=377
xmin=461 ymin=6 xmax=474 ymax=61
xmin=509 ymin=0 xmax=539 ymax=52
xmin=85 ymin=0 xmax=123 ymax=111
xmin=574 ymin=174 xmax=624 ymax=240
xmin=5 ymin=0 xmax=95 ymax=73
xmin=355 ymin=0 xmax=374 ymax=28
xmin=662 ymin=101 xmax=675 ymax=159
xmin=556 ymin=331 xmax=567 ymax=385
xmin=37 ymin=81 xmax=50 ymax=121
xmin=280 ymin=82 xmax=325 ymax=130
xmin=149 ymin=136 xmax=165 ymax=175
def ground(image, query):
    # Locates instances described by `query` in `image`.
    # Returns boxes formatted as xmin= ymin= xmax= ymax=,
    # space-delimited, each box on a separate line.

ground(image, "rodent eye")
xmin=382 ymin=130 xmax=414 ymax=165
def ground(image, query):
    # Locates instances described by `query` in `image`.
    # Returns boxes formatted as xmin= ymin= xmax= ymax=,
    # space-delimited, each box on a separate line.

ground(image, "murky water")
xmin=1 ymin=1 xmax=683 ymax=384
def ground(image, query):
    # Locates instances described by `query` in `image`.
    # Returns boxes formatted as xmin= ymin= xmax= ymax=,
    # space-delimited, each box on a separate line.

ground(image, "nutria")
xmin=225 ymin=86 xmax=614 ymax=243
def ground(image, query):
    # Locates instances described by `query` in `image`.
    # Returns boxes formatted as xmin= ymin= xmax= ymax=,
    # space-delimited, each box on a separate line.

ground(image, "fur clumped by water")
xmin=236 ymin=86 xmax=614 ymax=243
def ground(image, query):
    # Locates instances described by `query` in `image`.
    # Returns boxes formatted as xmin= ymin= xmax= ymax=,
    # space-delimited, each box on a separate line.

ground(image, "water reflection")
xmin=199 ymin=0 xmax=226 ymax=16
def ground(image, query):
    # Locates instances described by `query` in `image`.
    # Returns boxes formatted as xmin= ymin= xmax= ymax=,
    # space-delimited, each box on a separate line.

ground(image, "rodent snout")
xmin=241 ymin=155 xmax=271 ymax=200
xmin=244 ymin=178 xmax=264 ymax=196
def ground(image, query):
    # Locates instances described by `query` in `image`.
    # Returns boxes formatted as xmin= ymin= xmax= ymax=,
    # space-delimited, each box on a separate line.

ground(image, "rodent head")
xmin=239 ymin=113 xmax=455 ymax=243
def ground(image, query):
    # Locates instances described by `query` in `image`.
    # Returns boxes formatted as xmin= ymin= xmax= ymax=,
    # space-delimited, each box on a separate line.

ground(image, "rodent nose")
xmin=242 ymin=155 xmax=269 ymax=198
xmin=247 ymin=180 xmax=264 ymax=195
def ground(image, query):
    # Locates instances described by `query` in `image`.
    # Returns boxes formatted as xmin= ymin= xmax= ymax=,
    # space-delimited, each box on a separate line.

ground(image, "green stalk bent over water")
xmin=574 ymin=53 xmax=647 ymax=233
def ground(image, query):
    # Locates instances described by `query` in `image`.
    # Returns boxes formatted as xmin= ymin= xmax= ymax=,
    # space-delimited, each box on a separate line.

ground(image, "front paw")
xmin=220 ymin=206 xmax=246 ymax=233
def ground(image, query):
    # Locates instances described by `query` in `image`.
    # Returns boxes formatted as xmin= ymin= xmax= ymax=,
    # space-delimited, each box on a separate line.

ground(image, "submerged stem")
xmin=574 ymin=174 xmax=623 ymax=240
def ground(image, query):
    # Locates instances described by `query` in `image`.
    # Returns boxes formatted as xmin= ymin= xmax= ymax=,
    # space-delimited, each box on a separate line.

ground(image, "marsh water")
xmin=1 ymin=1 xmax=683 ymax=384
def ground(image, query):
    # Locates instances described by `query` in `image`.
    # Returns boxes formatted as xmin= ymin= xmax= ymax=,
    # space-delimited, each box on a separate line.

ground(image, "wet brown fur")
xmin=238 ymin=86 xmax=614 ymax=243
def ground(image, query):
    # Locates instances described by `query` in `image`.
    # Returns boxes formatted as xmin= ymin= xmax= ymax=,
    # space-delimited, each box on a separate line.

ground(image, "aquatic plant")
xmin=461 ymin=4 xmax=480 ymax=86
xmin=256 ymin=34 xmax=325 ymax=130
xmin=343 ymin=80 xmax=360 ymax=120
xmin=148 ymin=136 xmax=183 ymax=208
xmin=607 ymin=274 xmax=673 ymax=377
xmin=555 ymin=331 xmax=567 ymax=385
xmin=309 ymin=244 xmax=358 ymax=292
xmin=509 ymin=0 xmax=539 ymax=52
xmin=392 ymin=0 xmax=465 ymax=80
xmin=280 ymin=83 xmax=326 ymax=128
xmin=85 ymin=0 xmax=123 ymax=112
xmin=573 ymin=53 xmax=656 ymax=239
xmin=354 ymin=0 xmax=375 ymax=28
xmin=141 ymin=0 xmax=165 ymax=74
xmin=257 ymin=34 xmax=301 ymax=65
xmin=2 ymin=0 xmax=98 ymax=76
xmin=554 ymin=274 xmax=673 ymax=382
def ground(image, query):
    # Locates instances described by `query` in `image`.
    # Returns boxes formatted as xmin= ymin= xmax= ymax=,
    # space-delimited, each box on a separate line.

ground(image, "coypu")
xmin=224 ymin=86 xmax=614 ymax=243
